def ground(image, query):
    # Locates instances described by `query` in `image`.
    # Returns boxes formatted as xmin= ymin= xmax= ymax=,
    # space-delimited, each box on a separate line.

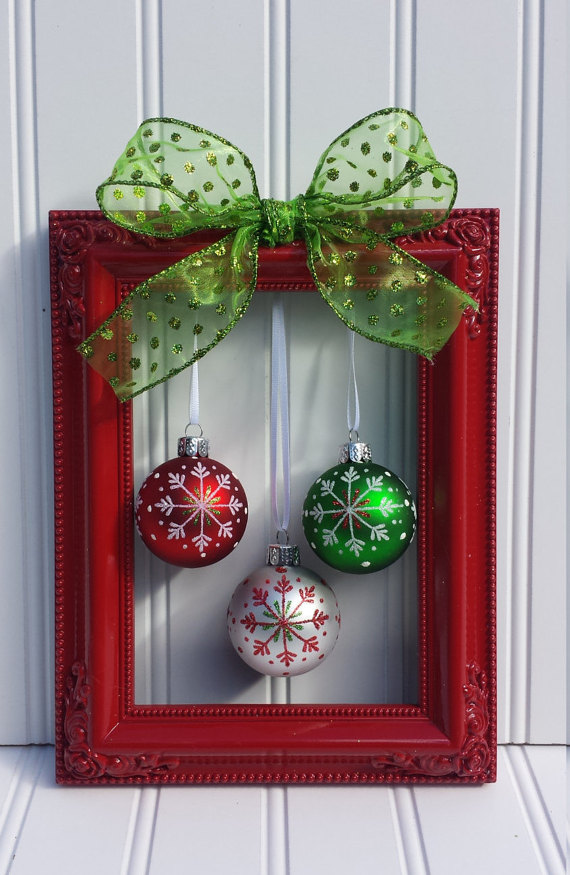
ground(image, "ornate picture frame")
xmin=51 ymin=208 xmax=498 ymax=784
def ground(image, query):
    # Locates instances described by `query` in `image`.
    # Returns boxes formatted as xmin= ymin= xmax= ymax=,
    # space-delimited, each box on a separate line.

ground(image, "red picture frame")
xmin=51 ymin=208 xmax=498 ymax=784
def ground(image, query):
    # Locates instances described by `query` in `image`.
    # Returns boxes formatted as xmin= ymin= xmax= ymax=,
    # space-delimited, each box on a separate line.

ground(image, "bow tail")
xmin=77 ymin=228 xmax=259 ymax=401
xmin=304 ymin=225 xmax=477 ymax=360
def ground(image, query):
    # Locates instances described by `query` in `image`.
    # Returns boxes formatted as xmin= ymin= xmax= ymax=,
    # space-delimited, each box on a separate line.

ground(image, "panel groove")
xmin=0 ymin=746 xmax=44 ymax=872
xmin=7 ymin=0 xmax=51 ymax=744
xmin=504 ymin=746 xmax=565 ymax=874
xmin=506 ymin=0 xmax=544 ymax=743
xmin=120 ymin=787 xmax=160 ymax=875
xmin=389 ymin=786 xmax=430 ymax=875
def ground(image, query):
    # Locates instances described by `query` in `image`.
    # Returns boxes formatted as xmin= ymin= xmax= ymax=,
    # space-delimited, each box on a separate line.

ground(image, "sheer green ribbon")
xmin=79 ymin=109 xmax=477 ymax=401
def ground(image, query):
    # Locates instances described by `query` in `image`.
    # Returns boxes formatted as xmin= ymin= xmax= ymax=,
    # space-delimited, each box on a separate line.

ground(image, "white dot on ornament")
xmin=147 ymin=505 xmax=152 ymax=512
xmin=311 ymin=542 xmax=316 ymax=548
xmin=400 ymin=532 xmax=407 ymax=540
xmin=361 ymin=561 xmax=371 ymax=568
xmin=183 ymin=544 xmax=187 ymax=549
xmin=245 ymin=508 xmax=248 ymax=515
xmin=404 ymin=499 xmax=410 ymax=506
xmin=154 ymin=473 xmax=159 ymax=479
xmin=159 ymin=487 xmax=164 ymax=492
xmin=151 ymin=534 xmax=157 ymax=541
xmin=372 ymin=546 xmax=377 ymax=551
xmin=201 ymin=552 xmax=206 ymax=558
xmin=385 ymin=471 xmax=392 ymax=477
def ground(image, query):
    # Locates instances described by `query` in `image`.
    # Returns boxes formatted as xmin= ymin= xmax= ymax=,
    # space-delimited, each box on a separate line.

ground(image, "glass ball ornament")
xmin=302 ymin=439 xmax=416 ymax=574
xmin=227 ymin=544 xmax=341 ymax=676
xmin=135 ymin=434 xmax=248 ymax=567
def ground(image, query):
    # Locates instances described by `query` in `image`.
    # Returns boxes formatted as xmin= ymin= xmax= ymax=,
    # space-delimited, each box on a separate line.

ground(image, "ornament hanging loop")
xmin=275 ymin=528 xmax=290 ymax=545
xmin=184 ymin=422 xmax=204 ymax=438
xmin=348 ymin=428 xmax=360 ymax=443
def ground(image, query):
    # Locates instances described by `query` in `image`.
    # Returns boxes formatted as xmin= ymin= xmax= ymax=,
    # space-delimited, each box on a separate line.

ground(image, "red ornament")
xmin=135 ymin=436 xmax=248 ymax=567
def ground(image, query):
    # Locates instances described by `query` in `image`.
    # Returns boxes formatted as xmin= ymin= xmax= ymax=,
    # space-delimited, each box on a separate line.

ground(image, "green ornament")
xmin=302 ymin=440 xmax=416 ymax=574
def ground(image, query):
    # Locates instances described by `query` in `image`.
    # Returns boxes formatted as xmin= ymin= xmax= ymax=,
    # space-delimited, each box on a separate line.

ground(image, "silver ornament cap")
xmin=338 ymin=439 xmax=372 ymax=463
xmin=266 ymin=543 xmax=301 ymax=567
xmin=177 ymin=435 xmax=209 ymax=458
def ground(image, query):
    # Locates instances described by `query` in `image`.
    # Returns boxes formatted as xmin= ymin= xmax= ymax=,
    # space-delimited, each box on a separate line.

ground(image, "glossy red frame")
xmin=51 ymin=209 xmax=498 ymax=785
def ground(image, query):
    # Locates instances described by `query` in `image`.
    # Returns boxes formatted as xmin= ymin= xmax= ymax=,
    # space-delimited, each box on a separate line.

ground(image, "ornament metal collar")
xmin=79 ymin=109 xmax=477 ymax=401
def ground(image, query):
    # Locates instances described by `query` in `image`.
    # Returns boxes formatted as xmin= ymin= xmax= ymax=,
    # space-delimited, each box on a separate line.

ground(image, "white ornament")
xmin=227 ymin=565 xmax=341 ymax=676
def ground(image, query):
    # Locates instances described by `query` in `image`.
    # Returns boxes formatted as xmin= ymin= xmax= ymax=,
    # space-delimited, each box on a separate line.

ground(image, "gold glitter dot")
xmin=391 ymin=221 xmax=405 ymax=234
xmin=154 ymin=156 xmax=165 ymax=164
xmin=129 ymin=357 xmax=141 ymax=369
xmin=100 ymin=328 xmax=113 ymax=340
xmin=206 ymin=152 xmax=217 ymax=166
xmin=349 ymin=182 xmax=359 ymax=192
xmin=184 ymin=162 xmax=195 ymax=173
xmin=389 ymin=252 xmax=403 ymax=265
xmin=409 ymin=144 xmax=417 ymax=153
xmin=136 ymin=211 xmax=146 ymax=223
xmin=160 ymin=174 xmax=173 ymax=186
xmin=367 ymin=169 xmax=377 ymax=177
xmin=188 ymin=190 xmax=199 ymax=202
xmin=326 ymin=157 xmax=336 ymax=164
xmin=159 ymin=203 xmax=171 ymax=216
xmin=109 ymin=377 xmax=119 ymax=387
xmin=226 ymin=154 xmax=235 ymax=165
xmin=146 ymin=312 xmax=157 ymax=322
xmin=172 ymin=343 xmax=183 ymax=354
xmin=437 ymin=297 xmax=447 ymax=309
xmin=405 ymin=160 xmax=418 ymax=173
xmin=411 ymin=177 xmax=422 ymax=188
xmin=368 ymin=314 xmax=379 ymax=326
xmin=113 ymin=189 xmax=124 ymax=200
xmin=150 ymin=362 xmax=158 ymax=373
xmin=216 ymin=304 xmax=226 ymax=315
xmin=417 ymin=295 xmax=428 ymax=306
xmin=329 ymin=253 xmax=340 ymax=265
xmin=437 ymin=317 xmax=448 ymax=328
xmin=391 ymin=280 xmax=402 ymax=292
xmin=108 ymin=352 xmax=117 ymax=362
xmin=191 ymin=256 xmax=203 ymax=267
xmin=164 ymin=293 xmax=176 ymax=303
xmin=150 ymin=337 xmax=159 ymax=349
xmin=193 ymin=324 xmax=203 ymax=335
xmin=421 ymin=212 xmax=434 ymax=227
xmin=139 ymin=289 xmax=150 ymax=300
xmin=326 ymin=168 xmax=339 ymax=181
xmin=400 ymin=120 xmax=409 ymax=130
xmin=231 ymin=179 xmax=241 ymax=189
xmin=214 ymin=245 xmax=226 ymax=256
xmin=199 ymin=139 xmax=210 ymax=148
xmin=415 ymin=271 xmax=429 ymax=285
xmin=143 ymin=128 xmax=153 ymax=137
xmin=126 ymin=147 xmax=136 ymax=159
xmin=171 ymin=132 xmax=181 ymax=142
xmin=343 ymin=299 xmax=354 ymax=309
xmin=387 ymin=132 xmax=397 ymax=145
xmin=415 ymin=314 xmax=426 ymax=325
xmin=169 ymin=316 xmax=181 ymax=329
xmin=131 ymin=170 xmax=143 ymax=180
xmin=368 ymin=265 xmax=378 ymax=275
xmin=404 ymin=199 xmax=413 ymax=208
xmin=344 ymin=274 xmax=356 ymax=288
xmin=127 ymin=332 xmax=139 ymax=343
xmin=344 ymin=250 xmax=357 ymax=262
xmin=203 ymin=181 xmax=214 ymax=192
xmin=360 ymin=142 xmax=370 ymax=155
xmin=368 ymin=123 xmax=380 ymax=131
xmin=188 ymin=298 xmax=200 ymax=310
xmin=149 ymin=143 xmax=160 ymax=153
xmin=325 ymin=278 xmax=335 ymax=291
xmin=220 ymin=198 xmax=229 ymax=206
xmin=390 ymin=304 xmax=404 ymax=317
xmin=367 ymin=289 xmax=378 ymax=301
xmin=79 ymin=343 xmax=93 ymax=358
xmin=120 ymin=308 xmax=133 ymax=321
xmin=391 ymin=329 xmax=401 ymax=337
xmin=133 ymin=186 xmax=145 ymax=198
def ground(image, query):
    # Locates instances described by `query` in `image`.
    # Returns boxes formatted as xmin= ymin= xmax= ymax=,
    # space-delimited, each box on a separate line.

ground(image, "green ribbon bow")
xmin=79 ymin=108 xmax=477 ymax=401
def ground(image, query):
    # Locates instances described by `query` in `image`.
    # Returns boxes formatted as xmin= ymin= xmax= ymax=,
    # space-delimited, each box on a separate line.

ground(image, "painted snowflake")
xmin=302 ymin=462 xmax=416 ymax=574
xmin=227 ymin=567 xmax=341 ymax=676
xmin=136 ymin=456 xmax=248 ymax=567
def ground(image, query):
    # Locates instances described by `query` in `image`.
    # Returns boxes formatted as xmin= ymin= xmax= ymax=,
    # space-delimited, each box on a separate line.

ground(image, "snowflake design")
xmin=309 ymin=466 xmax=403 ymax=558
xmin=153 ymin=461 xmax=243 ymax=554
xmin=240 ymin=574 xmax=329 ymax=669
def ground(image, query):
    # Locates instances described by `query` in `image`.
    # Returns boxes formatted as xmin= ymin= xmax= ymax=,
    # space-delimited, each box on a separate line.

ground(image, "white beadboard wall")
xmin=0 ymin=0 xmax=567 ymax=871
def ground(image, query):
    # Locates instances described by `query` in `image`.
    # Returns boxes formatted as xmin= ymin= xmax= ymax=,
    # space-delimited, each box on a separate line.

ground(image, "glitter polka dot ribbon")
xmin=78 ymin=109 xmax=477 ymax=401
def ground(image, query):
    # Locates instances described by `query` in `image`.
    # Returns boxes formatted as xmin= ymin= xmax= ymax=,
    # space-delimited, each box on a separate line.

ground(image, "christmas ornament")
xmin=135 ymin=433 xmax=248 ymax=567
xmin=302 ymin=437 xmax=416 ymax=574
xmin=227 ymin=544 xmax=341 ymax=677
xmin=79 ymin=109 xmax=478 ymax=402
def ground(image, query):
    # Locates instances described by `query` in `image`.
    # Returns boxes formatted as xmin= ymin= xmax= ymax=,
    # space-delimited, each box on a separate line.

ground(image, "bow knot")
xmin=79 ymin=110 xmax=478 ymax=401
xmin=260 ymin=197 xmax=304 ymax=247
